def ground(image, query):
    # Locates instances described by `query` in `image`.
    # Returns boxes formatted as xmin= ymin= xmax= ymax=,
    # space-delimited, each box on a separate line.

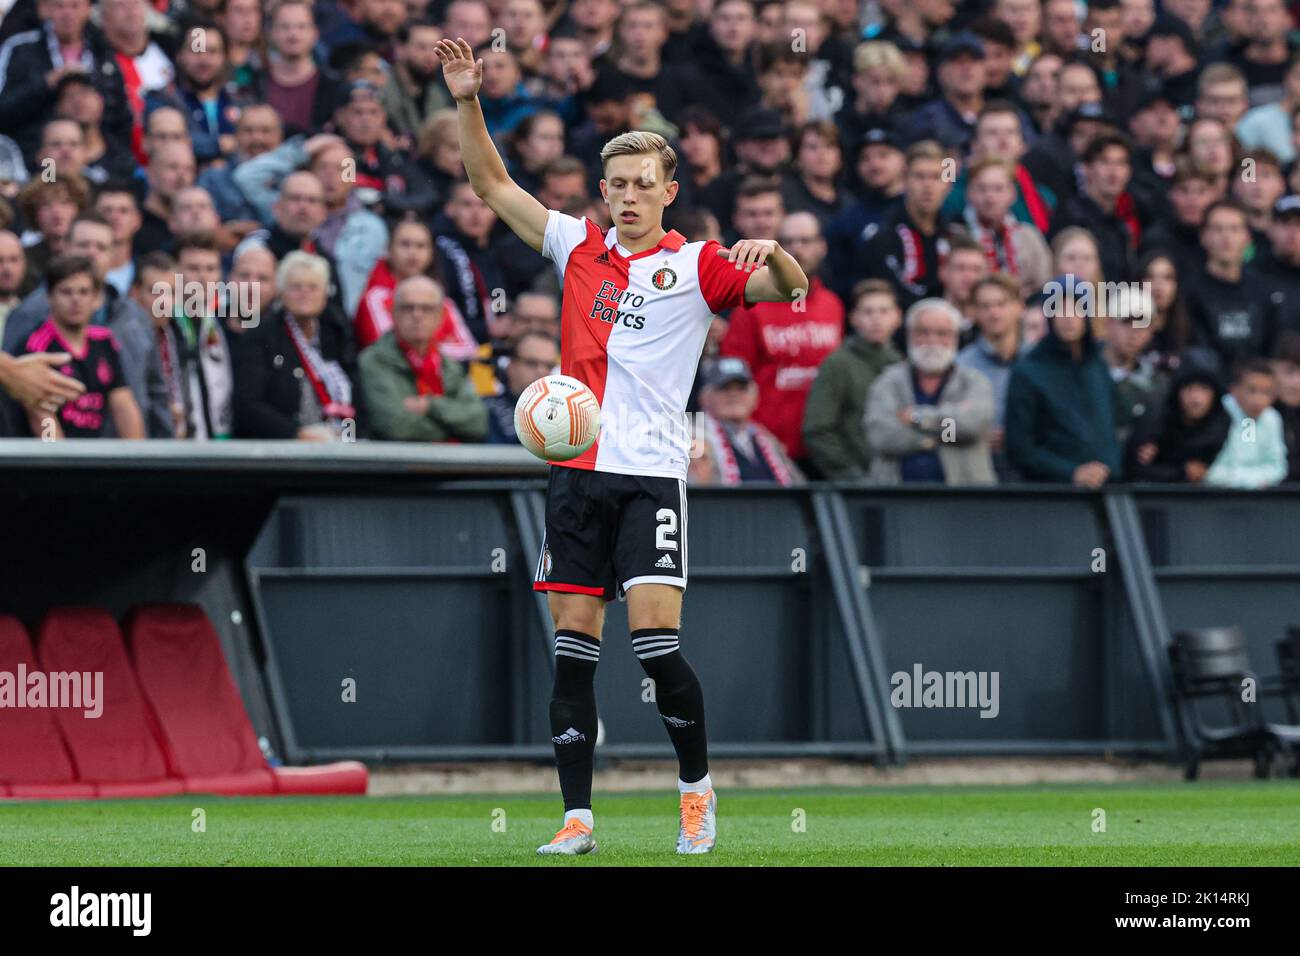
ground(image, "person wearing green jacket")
xmin=359 ymin=276 xmax=489 ymax=443
xmin=1005 ymin=280 xmax=1122 ymax=486
xmin=803 ymin=280 xmax=904 ymax=481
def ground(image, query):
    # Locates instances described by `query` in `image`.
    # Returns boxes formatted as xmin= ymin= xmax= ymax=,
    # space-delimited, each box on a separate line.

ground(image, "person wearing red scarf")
xmin=354 ymin=221 xmax=479 ymax=359
xmin=357 ymin=275 xmax=488 ymax=443
xmin=961 ymin=156 xmax=1053 ymax=299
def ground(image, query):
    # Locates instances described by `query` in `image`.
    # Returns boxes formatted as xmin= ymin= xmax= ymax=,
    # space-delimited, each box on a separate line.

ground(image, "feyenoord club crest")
xmin=651 ymin=267 xmax=677 ymax=291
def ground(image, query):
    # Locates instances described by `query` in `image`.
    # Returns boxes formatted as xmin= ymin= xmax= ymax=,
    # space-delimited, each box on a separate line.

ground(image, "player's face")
xmin=600 ymin=153 xmax=677 ymax=241
xmin=51 ymin=273 xmax=99 ymax=327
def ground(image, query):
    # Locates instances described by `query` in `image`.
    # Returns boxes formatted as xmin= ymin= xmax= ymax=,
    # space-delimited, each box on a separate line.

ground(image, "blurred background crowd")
xmin=0 ymin=0 xmax=1299 ymax=488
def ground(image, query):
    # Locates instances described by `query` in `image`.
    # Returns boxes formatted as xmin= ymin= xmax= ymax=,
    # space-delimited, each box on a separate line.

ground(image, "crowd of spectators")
xmin=0 ymin=0 xmax=1299 ymax=488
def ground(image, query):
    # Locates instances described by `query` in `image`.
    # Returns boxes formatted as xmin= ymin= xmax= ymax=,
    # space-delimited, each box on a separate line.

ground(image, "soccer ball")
xmin=514 ymin=374 xmax=601 ymax=462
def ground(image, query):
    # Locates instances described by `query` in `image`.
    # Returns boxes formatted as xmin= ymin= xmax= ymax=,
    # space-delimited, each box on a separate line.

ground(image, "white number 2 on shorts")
xmin=655 ymin=508 xmax=678 ymax=551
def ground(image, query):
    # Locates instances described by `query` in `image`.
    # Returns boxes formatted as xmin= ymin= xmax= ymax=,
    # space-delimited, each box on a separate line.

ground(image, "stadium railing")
xmin=3 ymin=440 xmax=1300 ymax=768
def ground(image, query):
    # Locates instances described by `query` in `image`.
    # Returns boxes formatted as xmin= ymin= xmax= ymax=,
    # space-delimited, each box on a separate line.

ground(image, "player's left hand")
xmin=717 ymin=238 xmax=776 ymax=272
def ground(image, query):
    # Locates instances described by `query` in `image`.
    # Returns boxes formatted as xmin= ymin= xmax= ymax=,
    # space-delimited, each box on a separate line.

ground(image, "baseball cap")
xmin=1133 ymin=85 xmax=1176 ymax=114
xmin=340 ymin=79 xmax=382 ymax=104
xmin=1275 ymin=194 xmax=1300 ymax=220
xmin=1065 ymin=101 xmax=1120 ymax=133
xmin=701 ymin=356 xmax=754 ymax=388
xmin=734 ymin=107 xmax=788 ymax=141
xmin=936 ymin=32 xmax=986 ymax=65
xmin=859 ymin=126 xmax=904 ymax=153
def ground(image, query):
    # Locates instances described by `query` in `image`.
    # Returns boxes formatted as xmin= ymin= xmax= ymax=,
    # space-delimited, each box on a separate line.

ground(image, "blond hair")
xmin=853 ymin=41 xmax=905 ymax=79
xmin=599 ymin=131 xmax=678 ymax=181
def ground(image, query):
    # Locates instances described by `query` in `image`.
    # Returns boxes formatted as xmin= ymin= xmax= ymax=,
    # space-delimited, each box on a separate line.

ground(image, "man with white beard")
xmin=864 ymin=297 xmax=997 ymax=484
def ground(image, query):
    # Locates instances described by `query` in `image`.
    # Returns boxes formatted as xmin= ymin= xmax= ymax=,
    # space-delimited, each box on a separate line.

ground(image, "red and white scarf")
xmin=897 ymin=223 xmax=925 ymax=286
xmin=962 ymin=205 xmax=1020 ymax=277
xmin=704 ymin=414 xmax=794 ymax=487
xmin=284 ymin=315 xmax=355 ymax=422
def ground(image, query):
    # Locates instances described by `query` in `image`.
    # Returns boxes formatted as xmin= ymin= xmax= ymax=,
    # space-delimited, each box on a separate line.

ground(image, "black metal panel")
xmin=593 ymin=580 xmax=816 ymax=745
xmin=255 ymin=576 xmax=513 ymax=752
xmin=836 ymin=490 xmax=1170 ymax=753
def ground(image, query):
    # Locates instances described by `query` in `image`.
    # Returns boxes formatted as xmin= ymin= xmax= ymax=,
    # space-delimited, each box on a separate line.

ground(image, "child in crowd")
xmin=1204 ymin=359 xmax=1288 ymax=488
xmin=1127 ymin=361 xmax=1230 ymax=483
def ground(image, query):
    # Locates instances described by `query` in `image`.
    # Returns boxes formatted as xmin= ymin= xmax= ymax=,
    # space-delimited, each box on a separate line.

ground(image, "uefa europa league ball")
xmin=514 ymin=374 xmax=601 ymax=462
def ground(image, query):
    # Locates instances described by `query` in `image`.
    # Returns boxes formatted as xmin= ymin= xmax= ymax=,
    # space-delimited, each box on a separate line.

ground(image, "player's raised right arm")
xmin=436 ymin=38 xmax=548 ymax=253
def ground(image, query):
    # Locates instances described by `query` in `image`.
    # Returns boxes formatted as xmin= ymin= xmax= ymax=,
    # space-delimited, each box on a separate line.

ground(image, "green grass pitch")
xmin=2 ymin=782 xmax=1298 ymax=866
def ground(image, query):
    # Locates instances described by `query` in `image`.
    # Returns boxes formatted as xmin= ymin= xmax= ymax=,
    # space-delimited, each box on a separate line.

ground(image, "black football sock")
xmin=630 ymin=628 xmax=709 ymax=783
xmin=550 ymin=630 xmax=601 ymax=813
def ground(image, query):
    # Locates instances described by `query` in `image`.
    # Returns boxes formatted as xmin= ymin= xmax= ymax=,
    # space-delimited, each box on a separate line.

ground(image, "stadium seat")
xmin=272 ymin=763 xmax=368 ymax=795
xmin=1169 ymin=627 xmax=1300 ymax=779
xmin=126 ymin=603 xmax=366 ymax=796
xmin=1276 ymin=628 xmax=1300 ymax=726
xmin=125 ymin=604 xmax=276 ymax=796
xmin=0 ymin=614 xmax=95 ymax=799
xmin=35 ymin=607 xmax=183 ymax=794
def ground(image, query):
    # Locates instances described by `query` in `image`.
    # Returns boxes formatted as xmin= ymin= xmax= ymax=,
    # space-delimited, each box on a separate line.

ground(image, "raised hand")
xmin=717 ymin=238 xmax=776 ymax=273
xmin=435 ymin=38 xmax=483 ymax=102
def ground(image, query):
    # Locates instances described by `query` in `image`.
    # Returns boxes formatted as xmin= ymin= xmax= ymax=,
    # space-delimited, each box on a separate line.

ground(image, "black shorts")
xmin=534 ymin=466 xmax=688 ymax=602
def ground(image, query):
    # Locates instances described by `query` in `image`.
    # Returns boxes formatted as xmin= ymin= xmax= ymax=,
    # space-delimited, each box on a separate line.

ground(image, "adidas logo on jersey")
xmin=594 ymin=251 xmax=612 ymax=265
xmin=552 ymin=727 xmax=586 ymax=745
xmin=662 ymin=715 xmax=694 ymax=728
xmin=655 ymin=554 xmax=676 ymax=570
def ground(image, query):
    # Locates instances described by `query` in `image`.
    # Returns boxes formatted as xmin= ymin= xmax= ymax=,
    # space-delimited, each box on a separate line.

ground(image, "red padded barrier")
xmin=124 ymin=604 xmax=272 ymax=786
xmin=7 ymin=784 xmax=97 ymax=799
xmin=272 ymin=763 xmax=369 ymax=795
xmin=183 ymin=771 xmax=277 ymax=796
xmin=36 ymin=607 xmax=179 ymax=790
xmin=95 ymin=780 xmax=187 ymax=798
xmin=0 ymin=615 xmax=82 ymax=787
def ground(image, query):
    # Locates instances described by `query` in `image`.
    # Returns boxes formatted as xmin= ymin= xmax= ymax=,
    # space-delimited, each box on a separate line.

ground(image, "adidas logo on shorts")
xmin=655 ymin=554 xmax=676 ymax=570
xmin=662 ymin=715 xmax=694 ymax=728
xmin=552 ymin=727 xmax=586 ymax=745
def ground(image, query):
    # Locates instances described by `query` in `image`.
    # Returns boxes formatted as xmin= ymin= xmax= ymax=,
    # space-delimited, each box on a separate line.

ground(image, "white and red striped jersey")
xmin=541 ymin=210 xmax=751 ymax=480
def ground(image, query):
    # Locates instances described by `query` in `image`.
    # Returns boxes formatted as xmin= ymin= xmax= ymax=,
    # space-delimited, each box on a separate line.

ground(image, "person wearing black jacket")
xmin=677 ymin=0 xmax=762 ymax=126
xmin=857 ymin=140 xmax=951 ymax=310
xmin=1186 ymin=199 xmax=1282 ymax=369
xmin=0 ymin=7 xmax=133 ymax=166
xmin=230 ymin=251 xmax=363 ymax=439
xmin=431 ymin=179 xmax=508 ymax=346
xmin=1253 ymin=194 xmax=1300 ymax=337
xmin=1048 ymin=132 xmax=1144 ymax=282
xmin=1125 ymin=360 xmax=1231 ymax=482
